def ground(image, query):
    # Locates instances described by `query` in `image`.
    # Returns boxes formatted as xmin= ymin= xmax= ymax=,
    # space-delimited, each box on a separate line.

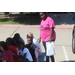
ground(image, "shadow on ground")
xmin=60 ymin=60 xmax=75 ymax=62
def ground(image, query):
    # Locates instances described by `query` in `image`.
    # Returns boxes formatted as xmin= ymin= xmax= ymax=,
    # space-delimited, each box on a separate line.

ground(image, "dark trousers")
xmin=43 ymin=41 xmax=55 ymax=62
xmin=19 ymin=57 xmax=30 ymax=62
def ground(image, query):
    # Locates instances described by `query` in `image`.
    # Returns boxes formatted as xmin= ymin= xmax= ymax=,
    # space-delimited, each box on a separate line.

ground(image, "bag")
xmin=46 ymin=41 xmax=55 ymax=56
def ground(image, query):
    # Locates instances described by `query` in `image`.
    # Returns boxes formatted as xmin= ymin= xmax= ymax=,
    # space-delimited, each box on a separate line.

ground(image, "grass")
xmin=0 ymin=14 xmax=40 ymax=25
xmin=0 ymin=18 xmax=22 ymax=25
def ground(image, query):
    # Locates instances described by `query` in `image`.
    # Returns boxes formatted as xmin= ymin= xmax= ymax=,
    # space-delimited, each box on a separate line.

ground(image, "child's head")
xmin=14 ymin=33 xmax=20 ymax=39
xmin=0 ymin=41 xmax=8 ymax=51
xmin=18 ymin=41 xmax=24 ymax=49
xmin=27 ymin=37 xmax=33 ymax=44
xmin=27 ymin=32 xmax=34 ymax=39
xmin=6 ymin=37 xmax=16 ymax=47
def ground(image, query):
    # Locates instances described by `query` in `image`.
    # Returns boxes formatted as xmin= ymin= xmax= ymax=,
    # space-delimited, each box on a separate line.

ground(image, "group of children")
xmin=0 ymin=32 xmax=42 ymax=62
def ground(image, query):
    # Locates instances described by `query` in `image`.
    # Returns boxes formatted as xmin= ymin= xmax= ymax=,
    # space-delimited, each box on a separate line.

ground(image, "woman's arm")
xmin=49 ymin=28 xmax=54 ymax=42
xmin=38 ymin=35 xmax=41 ymax=42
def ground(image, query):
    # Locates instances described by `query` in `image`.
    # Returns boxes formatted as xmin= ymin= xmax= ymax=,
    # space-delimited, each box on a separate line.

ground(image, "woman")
xmin=38 ymin=12 xmax=56 ymax=62
xmin=0 ymin=41 xmax=14 ymax=62
xmin=27 ymin=32 xmax=42 ymax=56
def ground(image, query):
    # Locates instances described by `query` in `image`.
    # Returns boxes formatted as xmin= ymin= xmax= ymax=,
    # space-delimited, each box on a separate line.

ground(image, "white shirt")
xmin=33 ymin=38 xmax=42 ymax=53
xmin=21 ymin=48 xmax=33 ymax=61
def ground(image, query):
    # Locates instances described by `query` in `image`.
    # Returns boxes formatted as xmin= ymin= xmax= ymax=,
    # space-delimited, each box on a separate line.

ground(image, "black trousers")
xmin=43 ymin=40 xmax=55 ymax=62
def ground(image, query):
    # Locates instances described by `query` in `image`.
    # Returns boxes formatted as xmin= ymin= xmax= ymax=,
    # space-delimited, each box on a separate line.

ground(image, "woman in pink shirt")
xmin=39 ymin=12 xmax=56 ymax=62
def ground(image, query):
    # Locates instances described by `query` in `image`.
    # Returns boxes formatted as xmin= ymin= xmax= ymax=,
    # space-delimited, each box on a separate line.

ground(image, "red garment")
xmin=8 ymin=45 xmax=18 ymax=62
xmin=2 ymin=50 xmax=14 ymax=62
xmin=15 ymin=47 xmax=20 ymax=55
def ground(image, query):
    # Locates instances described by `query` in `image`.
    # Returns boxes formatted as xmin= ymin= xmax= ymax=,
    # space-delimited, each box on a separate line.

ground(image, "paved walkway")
xmin=0 ymin=24 xmax=75 ymax=62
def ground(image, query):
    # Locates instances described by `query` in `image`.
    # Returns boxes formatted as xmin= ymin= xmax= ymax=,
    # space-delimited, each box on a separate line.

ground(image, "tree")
xmin=4 ymin=12 xmax=9 ymax=15
xmin=20 ymin=12 xmax=23 ymax=15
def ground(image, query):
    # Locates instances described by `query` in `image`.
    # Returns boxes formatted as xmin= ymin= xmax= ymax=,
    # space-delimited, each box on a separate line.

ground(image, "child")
xmin=0 ymin=49 xmax=3 ymax=62
xmin=0 ymin=41 xmax=14 ymax=62
xmin=12 ymin=39 xmax=20 ymax=56
xmin=26 ymin=37 xmax=39 ymax=62
xmin=6 ymin=37 xmax=18 ymax=62
xmin=18 ymin=41 xmax=33 ymax=62
xmin=13 ymin=33 xmax=25 ymax=45
xmin=27 ymin=32 xmax=42 ymax=56
xmin=0 ymin=50 xmax=2 ymax=58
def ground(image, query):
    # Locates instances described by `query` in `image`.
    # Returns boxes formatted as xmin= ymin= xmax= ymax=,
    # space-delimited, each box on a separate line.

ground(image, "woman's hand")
xmin=38 ymin=37 xmax=41 ymax=42
xmin=49 ymin=37 xmax=52 ymax=42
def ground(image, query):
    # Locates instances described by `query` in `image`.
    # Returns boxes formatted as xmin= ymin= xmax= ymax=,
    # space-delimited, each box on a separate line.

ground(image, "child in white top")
xmin=18 ymin=42 xmax=33 ymax=62
xmin=20 ymin=48 xmax=33 ymax=61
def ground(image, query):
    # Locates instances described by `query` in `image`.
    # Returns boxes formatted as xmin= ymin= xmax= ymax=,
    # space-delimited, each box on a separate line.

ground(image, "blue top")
xmin=0 ymin=52 xmax=2 ymax=58
xmin=19 ymin=37 xmax=25 ymax=45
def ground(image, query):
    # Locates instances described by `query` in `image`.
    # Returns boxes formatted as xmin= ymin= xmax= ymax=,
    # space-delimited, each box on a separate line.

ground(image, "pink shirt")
xmin=39 ymin=17 xmax=56 ymax=42
xmin=2 ymin=50 xmax=14 ymax=62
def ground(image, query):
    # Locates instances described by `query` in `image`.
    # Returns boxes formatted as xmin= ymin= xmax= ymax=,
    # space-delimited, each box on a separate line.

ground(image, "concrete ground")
xmin=0 ymin=13 xmax=75 ymax=62
xmin=0 ymin=24 xmax=75 ymax=62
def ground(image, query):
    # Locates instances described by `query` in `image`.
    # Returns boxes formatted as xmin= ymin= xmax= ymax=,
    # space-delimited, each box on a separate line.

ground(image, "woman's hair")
xmin=0 ymin=41 xmax=8 ymax=50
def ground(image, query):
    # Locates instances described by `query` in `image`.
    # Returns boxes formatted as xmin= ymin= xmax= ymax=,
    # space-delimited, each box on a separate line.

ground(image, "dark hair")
xmin=0 ymin=41 xmax=8 ymax=50
xmin=14 ymin=33 xmax=20 ymax=38
xmin=13 ymin=37 xmax=19 ymax=46
xmin=18 ymin=41 xmax=24 ymax=45
xmin=27 ymin=34 xmax=32 ymax=39
xmin=6 ymin=37 xmax=17 ymax=46
xmin=27 ymin=37 xmax=33 ymax=40
xmin=13 ymin=33 xmax=20 ymax=45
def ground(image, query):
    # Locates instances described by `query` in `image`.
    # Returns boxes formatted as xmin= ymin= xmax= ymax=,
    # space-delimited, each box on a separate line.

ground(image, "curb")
xmin=0 ymin=25 xmax=73 ymax=30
